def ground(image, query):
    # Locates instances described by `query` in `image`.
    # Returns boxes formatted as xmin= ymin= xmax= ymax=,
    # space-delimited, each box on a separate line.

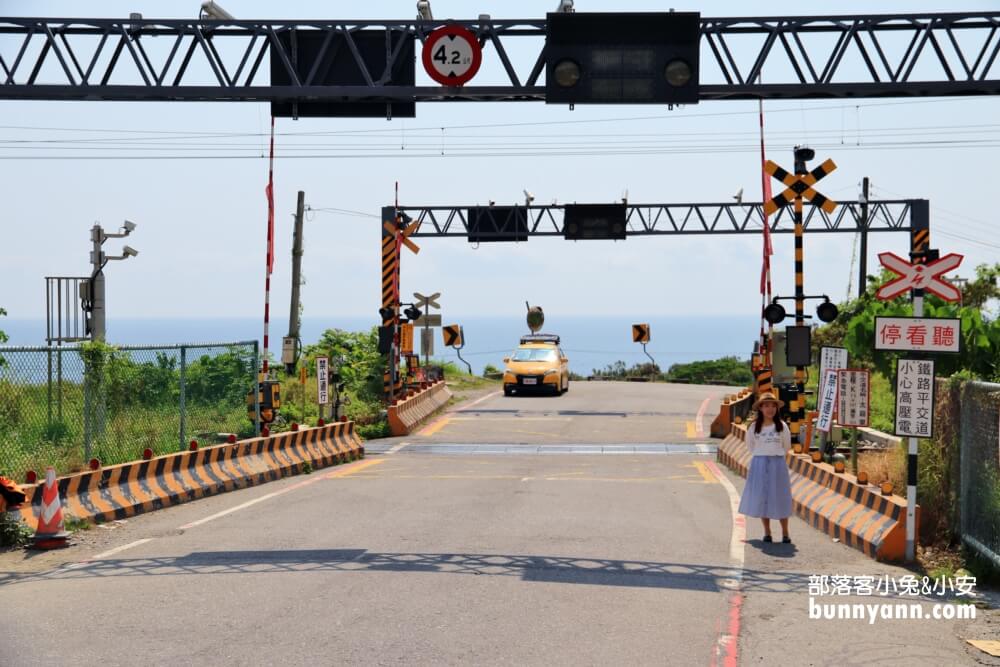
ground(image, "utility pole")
xmin=89 ymin=225 xmax=107 ymax=341
xmin=858 ymin=177 xmax=870 ymax=298
xmin=284 ymin=191 xmax=305 ymax=375
xmin=85 ymin=221 xmax=138 ymax=341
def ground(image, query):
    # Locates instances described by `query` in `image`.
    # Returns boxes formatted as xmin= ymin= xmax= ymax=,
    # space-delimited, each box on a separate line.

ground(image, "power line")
xmin=6 ymin=138 xmax=1000 ymax=160
xmin=0 ymin=97 xmax=989 ymax=139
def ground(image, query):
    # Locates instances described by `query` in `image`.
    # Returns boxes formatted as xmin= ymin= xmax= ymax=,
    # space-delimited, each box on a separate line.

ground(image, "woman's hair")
xmin=754 ymin=406 xmax=785 ymax=434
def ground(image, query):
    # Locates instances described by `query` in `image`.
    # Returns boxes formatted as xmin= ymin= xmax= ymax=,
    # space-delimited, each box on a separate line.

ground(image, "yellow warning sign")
xmin=443 ymin=324 xmax=463 ymax=348
xmin=400 ymin=323 xmax=414 ymax=354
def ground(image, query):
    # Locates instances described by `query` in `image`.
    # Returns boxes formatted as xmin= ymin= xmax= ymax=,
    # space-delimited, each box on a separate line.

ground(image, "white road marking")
xmin=92 ymin=538 xmax=153 ymax=560
xmin=177 ymin=459 xmax=383 ymax=529
xmin=386 ymin=441 xmax=410 ymax=454
xmin=454 ymin=390 xmax=502 ymax=412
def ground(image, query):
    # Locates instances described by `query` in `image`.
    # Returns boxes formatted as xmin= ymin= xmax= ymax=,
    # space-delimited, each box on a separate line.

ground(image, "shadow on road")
xmin=2 ymin=549 xmax=813 ymax=593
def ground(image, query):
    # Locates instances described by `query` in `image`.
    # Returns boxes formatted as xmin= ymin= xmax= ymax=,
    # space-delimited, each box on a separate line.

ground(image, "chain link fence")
xmin=0 ymin=341 xmax=258 ymax=477
xmin=959 ymin=380 xmax=1000 ymax=569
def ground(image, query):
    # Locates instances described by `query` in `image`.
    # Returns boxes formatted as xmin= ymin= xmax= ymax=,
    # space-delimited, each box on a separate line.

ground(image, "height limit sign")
xmin=422 ymin=25 xmax=482 ymax=87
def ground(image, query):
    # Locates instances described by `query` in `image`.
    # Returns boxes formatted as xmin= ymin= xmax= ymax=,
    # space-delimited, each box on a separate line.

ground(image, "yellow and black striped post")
xmin=381 ymin=206 xmax=400 ymax=404
xmin=380 ymin=206 xmax=422 ymax=404
xmin=763 ymin=154 xmax=837 ymax=447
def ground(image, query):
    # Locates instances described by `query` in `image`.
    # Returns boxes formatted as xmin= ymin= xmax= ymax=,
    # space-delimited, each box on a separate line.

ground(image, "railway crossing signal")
xmin=763 ymin=149 xmax=838 ymax=449
xmin=632 ymin=323 xmax=650 ymax=343
xmin=875 ymin=252 xmax=964 ymax=301
xmin=762 ymin=158 xmax=838 ymax=216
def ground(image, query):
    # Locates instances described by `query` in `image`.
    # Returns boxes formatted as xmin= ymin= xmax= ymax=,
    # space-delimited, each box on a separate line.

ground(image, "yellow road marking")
xmin=691 ymin=461 xmax=718 ymax=484
xmin=324 ymin=458 xmax=384 ymax=478
xmin=419 ymin=416 xmax=451 ymax=437
xmin=685 ymin=421 xmax=696 ymax=438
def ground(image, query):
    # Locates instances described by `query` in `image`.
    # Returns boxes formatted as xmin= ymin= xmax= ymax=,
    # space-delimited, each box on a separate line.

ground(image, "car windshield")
xmin=511 ymin=348 xmax=558 ymax=362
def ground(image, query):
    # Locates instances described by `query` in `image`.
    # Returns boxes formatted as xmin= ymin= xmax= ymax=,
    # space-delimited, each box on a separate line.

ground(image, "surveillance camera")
xmin=523 ymin=190 xmax=535 ymax=204
xmin=200 ymin=1 xmax=235 ymax=20
xmin=123 ymin=245 xmax=139 ymax=257
xmin=122 ymin=220 xmax=137 ymax=234
xmin=556 ymin=0 xmax=575 ymax=12
xmin=416 ymin=0 xmax=433 ymax=20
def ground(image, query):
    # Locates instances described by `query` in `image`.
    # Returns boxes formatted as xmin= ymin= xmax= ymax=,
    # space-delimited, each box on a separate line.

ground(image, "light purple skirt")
xmin=738 ymin=455 xmax=793 ymax=519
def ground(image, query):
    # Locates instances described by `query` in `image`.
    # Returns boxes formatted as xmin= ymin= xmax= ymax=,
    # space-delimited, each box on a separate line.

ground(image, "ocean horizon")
xmin=3 ymin=315 xmax=760 ymax=376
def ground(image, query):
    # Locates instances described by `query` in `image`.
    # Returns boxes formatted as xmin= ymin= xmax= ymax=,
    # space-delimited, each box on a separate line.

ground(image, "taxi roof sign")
xmin=520 ymin=333 xmax=560 ymax=345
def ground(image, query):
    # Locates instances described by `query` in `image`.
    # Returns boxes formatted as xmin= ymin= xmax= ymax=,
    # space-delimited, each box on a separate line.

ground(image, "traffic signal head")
xmin=545 ymin=12 xmax=700 ymax=105
xmin=379 ymin=306 xmax=395 ymax=321
xmin=403 ymin=305 xmax=422 ymax=321
xmin=763 ymin=302 xmax=786 ymax=325
xmin=816 ymin=299 xmax=839 ymax=323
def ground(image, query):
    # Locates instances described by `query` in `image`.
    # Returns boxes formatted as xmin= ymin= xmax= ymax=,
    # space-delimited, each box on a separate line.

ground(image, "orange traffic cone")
xmin=32 ymin=467 xmax=69 ymax=550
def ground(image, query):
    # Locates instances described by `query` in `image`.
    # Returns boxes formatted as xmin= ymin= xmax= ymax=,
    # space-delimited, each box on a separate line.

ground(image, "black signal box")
xmin=563 ymin=204 xmax=627 ymax=240
xmin=270 ymin=29 xmax=415 ymax=118
xmin=545 ymin=12 xmax=700 ymax=105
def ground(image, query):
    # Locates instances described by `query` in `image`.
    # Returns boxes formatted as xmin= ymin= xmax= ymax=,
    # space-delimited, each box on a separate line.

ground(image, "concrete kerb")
xmin=4 ymin=421 xmax=365 ymax=531
xmin=716 ymin=422 xmax=916 ymax=562
xmin=387 ymin=380 xmax=453 ymax=436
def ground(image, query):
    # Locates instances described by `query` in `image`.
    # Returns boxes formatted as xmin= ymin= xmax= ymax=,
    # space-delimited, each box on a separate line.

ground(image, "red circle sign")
xmin=422 ymin=25 xmax=482 ymax=87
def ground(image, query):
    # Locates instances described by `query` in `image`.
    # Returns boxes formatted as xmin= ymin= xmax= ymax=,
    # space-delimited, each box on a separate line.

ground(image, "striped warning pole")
xmin=380 ymin=206 xmax=399 ymax=404
xmin=392 ymin=184 xmax=405 ymax=399
xmin=791 ymin=185 xmax=806 ymax=446
xmin=262 ymin=116 xmax=276 ymax=381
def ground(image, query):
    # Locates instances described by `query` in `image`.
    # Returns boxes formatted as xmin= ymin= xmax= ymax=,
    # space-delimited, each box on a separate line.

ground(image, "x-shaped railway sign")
xmin=762 ymin=158 xmax=838 ymax=216
xmin=414 ymin=292 xmax=441 ymax=309
xmin=876 ymin=252 xmax=964 ymax=301
xmin=384 ymin=216 xmax=421 ymax=255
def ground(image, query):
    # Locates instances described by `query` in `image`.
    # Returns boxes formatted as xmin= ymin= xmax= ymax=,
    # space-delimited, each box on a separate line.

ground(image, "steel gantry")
xmin=396 ymin=199 xmax=925 ymax=238
xmin=0 ymin=13 xmax=998 ymax=103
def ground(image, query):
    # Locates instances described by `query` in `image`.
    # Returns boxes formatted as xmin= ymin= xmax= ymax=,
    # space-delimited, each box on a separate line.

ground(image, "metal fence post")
xmin=83 ymin=352 xmax=92 ymax=462
xmin=56 ymin=346 xmax=63 ymax=424
xmin=46 ymin=348 xmax=53 ymax=427
xmin=179 ymin=345 xmax=187 ymax=451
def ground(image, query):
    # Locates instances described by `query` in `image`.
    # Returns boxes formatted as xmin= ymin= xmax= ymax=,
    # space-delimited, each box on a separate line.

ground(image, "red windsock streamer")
xmin=265 ymin=115 xmax=276 ymax=275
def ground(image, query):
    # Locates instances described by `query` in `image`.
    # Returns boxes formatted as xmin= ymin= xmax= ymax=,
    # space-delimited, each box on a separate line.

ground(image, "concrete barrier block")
xmin=387 ymin=382 xmax=454 ymax=436
xmin=4 ymin=421 xmax=364 ymax=530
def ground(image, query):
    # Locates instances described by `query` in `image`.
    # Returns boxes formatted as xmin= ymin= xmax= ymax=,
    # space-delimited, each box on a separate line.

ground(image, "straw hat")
xmin=753 ymin=392 xmax=785 ymax=410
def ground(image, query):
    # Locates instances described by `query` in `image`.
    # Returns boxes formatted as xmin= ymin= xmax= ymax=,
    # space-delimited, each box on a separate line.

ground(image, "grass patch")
xmin=0 ymin=512 xmax=33 ymax=548
xmin=64 ymin=515 xmax=91 ymax=532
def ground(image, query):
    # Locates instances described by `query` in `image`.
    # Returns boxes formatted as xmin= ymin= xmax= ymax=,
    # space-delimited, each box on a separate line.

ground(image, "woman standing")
xmin=738 ymin=392 xmax=794 ymax=543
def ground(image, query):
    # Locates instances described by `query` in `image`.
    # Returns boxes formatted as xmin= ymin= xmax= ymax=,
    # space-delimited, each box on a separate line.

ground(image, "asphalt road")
xmin=1 ymin=381 xmax=996 ymax=666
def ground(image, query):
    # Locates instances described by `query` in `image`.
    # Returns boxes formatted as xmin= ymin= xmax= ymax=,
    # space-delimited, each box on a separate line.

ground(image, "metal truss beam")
xmin=397 ymin=200 xmax=922 ymax=239
xmin=0 ymin=13 xmax=998 ymax=102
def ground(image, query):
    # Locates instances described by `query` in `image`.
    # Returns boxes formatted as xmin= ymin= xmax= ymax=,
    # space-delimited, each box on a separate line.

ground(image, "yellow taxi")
xmin=502 ymin=334 xmax=569 ymax=396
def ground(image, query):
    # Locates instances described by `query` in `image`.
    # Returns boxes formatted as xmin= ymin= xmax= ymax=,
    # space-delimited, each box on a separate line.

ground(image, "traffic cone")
xmin=32 ymin=467 xmax=69 ymax=550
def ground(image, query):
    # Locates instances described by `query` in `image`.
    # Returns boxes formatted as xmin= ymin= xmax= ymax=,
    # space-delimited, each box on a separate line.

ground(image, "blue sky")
xmin=2 ymin=1 xmax=997 ymax=333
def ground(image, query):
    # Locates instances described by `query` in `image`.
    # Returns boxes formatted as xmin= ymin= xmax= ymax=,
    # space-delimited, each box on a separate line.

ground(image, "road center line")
xmin=704 ymin=460 xmax=745 ymax=667
xmin=177 ymin=459 xmax=383 ymax=530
